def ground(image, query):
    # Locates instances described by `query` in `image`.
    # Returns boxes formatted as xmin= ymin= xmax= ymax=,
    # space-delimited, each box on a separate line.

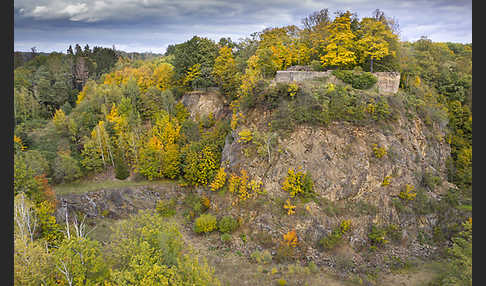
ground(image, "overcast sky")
xmin=14 ymin=0 xmax=472 ymax=53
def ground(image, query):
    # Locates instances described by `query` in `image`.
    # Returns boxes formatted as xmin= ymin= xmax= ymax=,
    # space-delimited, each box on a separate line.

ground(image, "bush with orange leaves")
xmin=275 ymin=229 xmax=299 ymax=263
xmin=283 ymin=229 xmax=298 ymax=247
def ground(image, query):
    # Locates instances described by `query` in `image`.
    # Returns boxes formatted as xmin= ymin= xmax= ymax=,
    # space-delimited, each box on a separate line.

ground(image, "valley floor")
xmin=67 ymin=178 xmax=443 ymax=286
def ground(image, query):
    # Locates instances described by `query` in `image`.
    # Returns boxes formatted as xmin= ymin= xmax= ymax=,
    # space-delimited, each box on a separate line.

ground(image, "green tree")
xmin=54 ymin=237 xmax=110 ymax=285
xmin=438 ymin=219 xmax=472 ymax=285
xmin=14 ymin=154 xmax=42 ymax=201
xmin=107 ymin=210 xmax=220 ymax=285
xmin=168 ymin=36 xmax=219 ymax=83
xmin=14 ymin=238 xmax=57 ymax=285
xmin=52 ymin=151 xmax=82 ymax=184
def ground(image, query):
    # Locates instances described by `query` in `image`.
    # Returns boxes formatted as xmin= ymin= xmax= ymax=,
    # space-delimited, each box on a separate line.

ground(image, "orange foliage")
xmin=283 ymin=229 xmax=298 ymax=247
xmin=34 ymin=174 xmax=58 ymax=208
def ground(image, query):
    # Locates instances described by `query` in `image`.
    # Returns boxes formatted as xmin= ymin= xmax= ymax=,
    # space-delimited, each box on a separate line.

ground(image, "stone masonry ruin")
xmin=275 ymin=70 xmax=401 ymax=94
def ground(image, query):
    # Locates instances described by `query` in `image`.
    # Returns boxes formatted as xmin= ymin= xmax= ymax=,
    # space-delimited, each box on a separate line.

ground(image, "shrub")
xmin=194 ymin=214 xmax=217 ymax=234
xmin=372 ymin=144 xmax=387 ymax=158
xmin=385 ymin=224 xmax=402 ymax=242
xmin=332 ymin=70 xmax=377 ymax=90
xmin=210 ymin=167 xmax=227 ymax=191
xmin=220 ymin=233 xmax=232 ymax=244
xmin=238 ymin=129 xmax=253 ymax=143
xmin=368 ymin=225 xmax=389 ymax=249
xmin=156 ymin=199 xmax=177 ymax=217
xmin=251 ymin=250 xmax=272 ymax=264
xmin=281 ymin=167 xmax=314 ymax=198
xmin=320 ymin=220 xmax=352 ymax=251
xmin=287 ymin=83 xmax=299 ymax=98
xmin=319 ymin=229 xmax=343 ymax=251
xmin=283 ymin=198 xmax=296 ymax=215
xmin=399 ymin=184 xmax=417 ymax=201
xmin=381 ymin=175 xmax=392 ymax=186
xmin=340 ymin=220 xmax=352 ymax=233
xmin=183 ymin=193 xmax=209 ymax=219
xmin=228 ymin=169 xmax=265 ymax=202
xmin=283 ymin=229 xmax=298 ymax=247
xmin=114 ymin=155 xmax=130 ymax=180
xmin=218 ymin=215 xmax=239 ymax=234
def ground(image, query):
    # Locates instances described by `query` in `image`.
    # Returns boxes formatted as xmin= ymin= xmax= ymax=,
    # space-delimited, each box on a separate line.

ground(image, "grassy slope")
xmin=53 ymin=178 xmax=171 ymax=195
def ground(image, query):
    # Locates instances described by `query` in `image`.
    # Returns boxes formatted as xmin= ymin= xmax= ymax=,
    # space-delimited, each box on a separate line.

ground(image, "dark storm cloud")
xmin=14 ymin=0 xmax=472 ymax=53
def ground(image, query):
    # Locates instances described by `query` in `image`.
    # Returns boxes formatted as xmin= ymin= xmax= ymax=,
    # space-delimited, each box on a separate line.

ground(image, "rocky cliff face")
xmin=180 ymin=90 xmax=228 ymax=120
xmin=221 ymin=105 xmax=451 ymax=261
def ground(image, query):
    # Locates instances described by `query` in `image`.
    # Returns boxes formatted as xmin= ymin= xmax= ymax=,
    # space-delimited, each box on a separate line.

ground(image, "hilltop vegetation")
xmin=14 ymin=8 xmax=471 ymax=285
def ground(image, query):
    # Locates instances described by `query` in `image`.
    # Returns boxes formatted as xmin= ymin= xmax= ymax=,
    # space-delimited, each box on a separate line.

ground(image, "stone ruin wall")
xmin=275 ymin=70 xmax=401 ymax=94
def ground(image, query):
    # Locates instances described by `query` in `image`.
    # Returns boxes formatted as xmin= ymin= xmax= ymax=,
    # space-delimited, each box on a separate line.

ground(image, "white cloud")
xmin=31 ymin=6 xmax=49 ymax=17
xmin=14 ymin=0 xmax=472 ymax=53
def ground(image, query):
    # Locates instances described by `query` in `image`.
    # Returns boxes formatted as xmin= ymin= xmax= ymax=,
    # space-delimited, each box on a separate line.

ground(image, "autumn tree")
xmin=356 ymin=17 xmax=398 ymax=72
xmin=54 ymin=237 xmax=110 ymax=285
xmin=253 ymin=26 xmax=311 ymax=74
xmin=238 ymin=55 xmax=264 ymax=98
xmin=300 ymin=9 xmax=332 ymax=60
xmin=320 ymin=11 xmax=357 ymax=69
xmin=107 ymin=210 xmax=221 ymax=285
xmin=212 ymin=46 xmax=241 ymax=99
xmin=14 ymin=237 xmax=57 ymax=285
xmin=106 ymin=100 xmax=140 ymax=170
xmin=14 ymin=153 xmax=44 ymax=202
xmin=182 ymin=143 xmax=219 ymax=186
xmin=137 ymin=112 xmax=182 ymax=180
xmin=81 ymin=120 xmax=115 ymax=172
xmin=152 ymin=62 xmax=175 ymax=90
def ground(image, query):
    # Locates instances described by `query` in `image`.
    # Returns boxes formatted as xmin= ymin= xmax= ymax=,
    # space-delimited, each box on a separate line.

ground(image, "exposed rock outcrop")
xmin=55 ymin=183 xmax=181 ymax=222
xmin=181 ymin=90 xmax=228 ymax=120
xmin=222 ymin=106 xmax=451 ymax=251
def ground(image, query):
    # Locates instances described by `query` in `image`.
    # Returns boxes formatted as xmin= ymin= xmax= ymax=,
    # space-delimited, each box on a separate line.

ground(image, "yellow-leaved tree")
xmin=183 ymin=63 xmax=202 ymax=88
xmin=238 ymin=55 xmax=263 ymax=98
xmin=212 ymin=46 xmax=240 ymax=99
xmin=106 ymin=101 xmax=139 ymax=169
xmin=81 ymin=120 xmax=115 ymax=171
xmin=137 ymin=112 xmax=181 ymax=180
xmin=356 ymin=17 xmax=398 ymax=72
xmin=320 ymin=11 xmax=357 ymax=69
xmin=152 ymin=63 xmax=175 ymax=91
